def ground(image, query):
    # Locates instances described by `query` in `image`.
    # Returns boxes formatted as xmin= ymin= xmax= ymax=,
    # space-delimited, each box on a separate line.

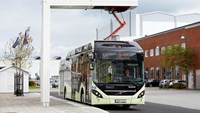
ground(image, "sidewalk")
xmin=0 ymin=92 xmax=108 ymax=113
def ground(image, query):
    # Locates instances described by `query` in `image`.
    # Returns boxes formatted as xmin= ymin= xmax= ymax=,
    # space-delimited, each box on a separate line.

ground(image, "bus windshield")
xmin=94 ymin=53 xmax=143 ymax=84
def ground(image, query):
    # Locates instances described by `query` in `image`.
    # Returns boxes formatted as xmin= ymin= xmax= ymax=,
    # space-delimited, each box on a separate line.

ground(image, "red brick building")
xmin=135 ymin=22 xmax=200 ymax=89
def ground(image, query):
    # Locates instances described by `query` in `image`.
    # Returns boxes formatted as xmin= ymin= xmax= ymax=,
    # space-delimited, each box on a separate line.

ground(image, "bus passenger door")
xmin=85 ymin=61 xmax=93 ymax=103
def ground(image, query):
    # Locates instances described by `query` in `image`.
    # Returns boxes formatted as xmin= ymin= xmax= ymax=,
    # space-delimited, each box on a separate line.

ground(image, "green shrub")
xmin=29 ymin=80 xmax=36 ymax=86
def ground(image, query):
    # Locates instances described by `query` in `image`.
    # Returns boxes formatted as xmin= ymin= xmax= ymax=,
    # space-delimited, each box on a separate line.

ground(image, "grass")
xmin=29 ymin=86 xmax=40 ymax=89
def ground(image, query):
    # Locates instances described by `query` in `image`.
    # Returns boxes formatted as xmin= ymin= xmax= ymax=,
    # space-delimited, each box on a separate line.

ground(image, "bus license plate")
xmin=115 ymin=99 xmax=127 ymax=103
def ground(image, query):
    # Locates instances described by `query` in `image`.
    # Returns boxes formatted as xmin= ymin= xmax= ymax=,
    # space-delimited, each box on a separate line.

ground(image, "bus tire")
xmin=64 ymin=87 xmax=66 ymax=99
xmin=80 ymin=90 xmax=84 ymax=103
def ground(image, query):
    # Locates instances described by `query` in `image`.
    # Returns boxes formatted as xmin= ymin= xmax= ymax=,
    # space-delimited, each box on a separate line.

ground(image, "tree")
xmin=161 ymin=45 xmax=194 ymax=71
xmin=161 ymin=44 xmax=195 ymax=87
xmin=3 ymin=27 xmax=34 ymax=96
xmin=3 ymin=27 xmax=34 ymax=71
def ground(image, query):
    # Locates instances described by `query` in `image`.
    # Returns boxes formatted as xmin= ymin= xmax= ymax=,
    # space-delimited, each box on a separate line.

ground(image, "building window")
xmin=145 ymin=68 xmax=148 ymax=80
xmin=155 ymin=46 xmax=160 ymax=56
xmin=167 ymin=68 xmax=172 ymax=79
xmin=162 ymin=67 xmax=166 ymax=79
xmin=150 ymin=49 xmax=154 ymax=57
xmin=156 ymin=67 xmax=160 ymax=79
xmin=150 ymin=67 xmax=154 ymax=79
xmin=145 ymin=50 xmax=148 ymax=57
xmin=181 ymin=43 xmax=186 ymax=48
xmin=175 ymin=66 xmax=179 ymax=80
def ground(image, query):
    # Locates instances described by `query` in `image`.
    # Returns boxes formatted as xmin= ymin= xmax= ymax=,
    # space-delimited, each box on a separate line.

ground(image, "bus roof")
xmin=65 ymin=40 xmax=143 ymax=58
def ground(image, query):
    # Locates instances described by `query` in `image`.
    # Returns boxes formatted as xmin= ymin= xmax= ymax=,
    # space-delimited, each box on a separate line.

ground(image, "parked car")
xmin=159 ymin=79 xmax=170 ymax=88
xmin=52 ymin=80 xmax=59 ymax=88
xmin=35 ymin=80 xmax=40 ymax=86
xmin=173 ymin=80 xmax=186 ymax=84
xmin=168 ymin=79 xmax=174 ymax=88
xmin=145 ymin=79 xmax=160 ymax=87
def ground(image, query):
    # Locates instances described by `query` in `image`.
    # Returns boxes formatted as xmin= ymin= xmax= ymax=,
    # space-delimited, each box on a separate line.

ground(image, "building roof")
xmin=140 ymin=11 xmax=175 ymax=17
xmin=140 ymin=11 xmax=200 ymax=17
xmin=135 ymin=21 xmax=200 ymax=41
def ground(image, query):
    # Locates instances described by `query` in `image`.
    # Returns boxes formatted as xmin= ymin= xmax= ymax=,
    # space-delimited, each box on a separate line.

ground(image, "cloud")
xmin=34 ymin=10 xmax=108 ymax=57
xmin=48 ymin=10 xmax=112 ymax=57
xmin=0 ymin=0 xmax=110 ymax=57
xmin=176 ymin=8 xmax=200 ymax=15
xmin=137 ymin=0 xmax=200 ymax=14
xmin=1 ymin=0 xmax=200 ymax=57
xmin=0 ymin=0 xmax=41 ymax=47
xmin=50 ymin=9 xmax=110 ymax=47
xmin=50 ymin=45 xmax=77 ymax=58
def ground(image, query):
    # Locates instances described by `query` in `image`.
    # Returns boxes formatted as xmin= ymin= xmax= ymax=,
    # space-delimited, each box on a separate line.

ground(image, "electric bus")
xmin=59 ymin=40 xmax=145 ymax=108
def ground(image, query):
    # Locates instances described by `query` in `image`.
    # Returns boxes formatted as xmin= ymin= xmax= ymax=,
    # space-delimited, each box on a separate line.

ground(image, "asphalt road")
xmin=50 ymin=91 xmax=200 ymax=113
xmin=97 ymin=103 xmax=200 ymax=113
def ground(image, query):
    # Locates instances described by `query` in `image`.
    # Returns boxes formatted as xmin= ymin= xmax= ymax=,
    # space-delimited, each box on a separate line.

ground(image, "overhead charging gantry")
xmin=103 ymin=6 xmax=128 ymax=40
xmin=41 ymin=0 xmax=138 ymax=107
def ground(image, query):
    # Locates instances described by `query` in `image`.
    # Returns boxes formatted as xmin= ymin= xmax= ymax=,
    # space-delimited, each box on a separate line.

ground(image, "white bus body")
xmin=59 ymin=40 xmax=145 ymax=108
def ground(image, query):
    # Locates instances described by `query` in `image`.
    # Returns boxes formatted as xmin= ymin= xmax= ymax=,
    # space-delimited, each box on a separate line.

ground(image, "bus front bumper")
xmin=91 ymin=94 xmax=145 ymax=105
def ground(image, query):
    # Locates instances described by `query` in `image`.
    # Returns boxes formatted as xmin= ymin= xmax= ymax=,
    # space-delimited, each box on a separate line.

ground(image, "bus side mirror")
xmin=89 ymin=62 xmax=94 ymax=70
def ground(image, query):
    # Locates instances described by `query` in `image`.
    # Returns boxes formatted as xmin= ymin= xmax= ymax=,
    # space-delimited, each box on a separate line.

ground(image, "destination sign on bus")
xmin=102 ymin=52 xmax=136 ymax=60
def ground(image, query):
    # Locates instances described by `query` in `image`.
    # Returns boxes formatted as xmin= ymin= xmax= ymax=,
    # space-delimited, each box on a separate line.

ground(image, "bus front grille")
xmin=104 ymin=89 xmax=137 ymax=95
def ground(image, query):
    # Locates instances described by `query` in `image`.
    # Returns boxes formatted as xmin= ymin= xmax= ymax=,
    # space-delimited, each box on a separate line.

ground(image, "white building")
xmin=0 ymin=66 xmax=29 ymax=93
xmin=0 ymin=58 xmax=61 ymax=79
xmin=97 ymin=11 xmax=200 ymax=40
xmin=0 ymin=57 xmax=61 ymax=93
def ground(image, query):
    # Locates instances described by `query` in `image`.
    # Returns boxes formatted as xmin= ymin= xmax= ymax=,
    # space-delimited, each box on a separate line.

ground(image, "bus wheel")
xmin=123 ymin=105 xmax=130 ymax=109
xmin=64 ymin=88 xmax=66 ymax=99
xmin=80 ymin=91 xmax=84 ymax=103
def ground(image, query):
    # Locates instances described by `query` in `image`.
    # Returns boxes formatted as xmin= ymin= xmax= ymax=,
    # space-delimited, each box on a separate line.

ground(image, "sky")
xmin=0 ymin=0 xmax=200 ymax=58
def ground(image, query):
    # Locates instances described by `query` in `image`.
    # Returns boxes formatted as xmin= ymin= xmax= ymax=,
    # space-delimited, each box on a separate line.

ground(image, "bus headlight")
xmin=92 ymin=89 xmax=103 ymax=98
xmin=137 ymin=90 xmax=145 ymax=98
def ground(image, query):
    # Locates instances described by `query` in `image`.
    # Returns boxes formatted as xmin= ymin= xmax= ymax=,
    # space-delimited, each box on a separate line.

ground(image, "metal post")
xmin=142 ymin=61 xmax=145 ymax=82
xmin=96 ymin=28 xmax=98 ymax=40
xmin=140 ymin=15 xmax=143 ymax=36
xmin=129 ymin=11 xmax=132 ymax=36
xmin=110 ymin=19 xmax=113 ymax=34
xmin=174 ymin=16 xmax=177 ymax=28
xmin=41 ymin=0 xmax=50 ymax=107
